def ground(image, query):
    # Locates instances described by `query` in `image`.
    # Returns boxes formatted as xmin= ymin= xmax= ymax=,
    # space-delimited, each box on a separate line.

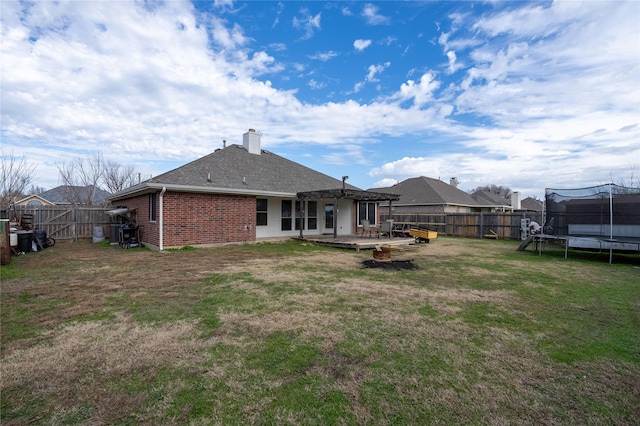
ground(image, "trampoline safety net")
xmin=544 ymin=184 xmax=640 ymax=240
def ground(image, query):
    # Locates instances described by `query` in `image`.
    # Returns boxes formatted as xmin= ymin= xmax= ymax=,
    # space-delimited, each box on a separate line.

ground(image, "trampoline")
xmin=519 ymin=183 xmax=640 ymax=263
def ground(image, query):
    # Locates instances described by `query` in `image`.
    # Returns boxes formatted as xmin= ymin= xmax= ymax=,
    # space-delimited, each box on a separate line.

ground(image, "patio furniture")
xmin=378 ymin=220 xmax=393 ymax=238
xmin=361 ymin=219 xmax=378 ymax=237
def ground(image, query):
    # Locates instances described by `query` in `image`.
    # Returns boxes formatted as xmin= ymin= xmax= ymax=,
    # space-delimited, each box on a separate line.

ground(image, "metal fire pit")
xmin=372 ymin=246 xmax=392 ymax=262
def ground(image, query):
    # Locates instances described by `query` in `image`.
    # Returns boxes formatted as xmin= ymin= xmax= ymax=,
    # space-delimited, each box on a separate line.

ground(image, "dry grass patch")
xmin=2 ymin=238 xmax=638 ymax=424
xmin=1 ymin=315 xmax=207 ymax=423
xmin=2 ymin=316 xmax=205 ymax=383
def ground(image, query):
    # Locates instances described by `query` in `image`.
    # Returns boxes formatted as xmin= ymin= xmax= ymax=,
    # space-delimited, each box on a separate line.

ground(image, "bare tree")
xmin=103 ymin=161 xmax=137 ymax=193
xmin=468 ymin=184 xmax=513 ymax=198
xmin=28 ymin=185 xmax=47 ymax=195
xmin=57 ymin=153 xmax=106 ymax=205
xmin=0 ymin=150 xmax=37 ymax=207
xmin=607 ymin=165 xmax=640 ymax=189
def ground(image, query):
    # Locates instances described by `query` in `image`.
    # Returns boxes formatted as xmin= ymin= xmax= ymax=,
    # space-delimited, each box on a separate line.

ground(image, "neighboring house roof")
xmin=109 ymin=143 xmax=361 ymax=201
xmin=298 ymin=188 xmax=399 ymax=202
xmin=39 ymin=185 xmax=111 ymax=205
xmin=471 ymin=190 xmax=511 ymax=207
xmin=522 ymin=197 xmax=544 ymax=212
xmin=15 ymin=194 xmax=55 ymax=207
xmin=370 ymin=176 xmax=480 ymax=207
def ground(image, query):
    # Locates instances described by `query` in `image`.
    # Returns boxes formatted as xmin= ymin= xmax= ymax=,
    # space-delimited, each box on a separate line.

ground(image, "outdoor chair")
xmin=361 ymin=219 xmax=378 ymax=237
xmin=378 ymin=220 xmax=393 ymax=238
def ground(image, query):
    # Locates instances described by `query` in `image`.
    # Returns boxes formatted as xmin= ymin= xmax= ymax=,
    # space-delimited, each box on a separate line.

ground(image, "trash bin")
xmin=93 ymin=226 xmax=105 ymax=243
xmin=17 ymin=230 xmax=33 ymax=253
xmin=110 ymin=224 xmax=121 ymax=245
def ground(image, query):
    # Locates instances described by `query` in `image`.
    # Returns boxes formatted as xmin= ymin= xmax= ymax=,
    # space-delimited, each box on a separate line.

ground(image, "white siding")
xmin=255 ymin=197 xmax=353 ymax=238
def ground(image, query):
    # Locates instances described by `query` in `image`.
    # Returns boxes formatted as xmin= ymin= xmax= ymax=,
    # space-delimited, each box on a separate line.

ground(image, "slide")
xmin=516 ymin=235 xmax=535 ymax=251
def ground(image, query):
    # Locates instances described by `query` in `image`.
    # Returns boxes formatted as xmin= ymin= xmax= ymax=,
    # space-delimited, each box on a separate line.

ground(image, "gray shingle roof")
xmin=110 ymin=144 xmax=359 ymax=200
xmin=471 ymin=190 xmax=511 ymax=206
xmin=370 ymin=176 xmax=480 ymax=206
xmin=521 ymin=197 xmax=544 ymax=211
xmin=39 ymin=185 xmax=111 ymax=205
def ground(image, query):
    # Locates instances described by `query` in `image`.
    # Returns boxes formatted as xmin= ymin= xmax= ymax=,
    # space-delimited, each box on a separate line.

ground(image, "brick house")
xmin=107 ymin=129 xmax=397 ymax=250
xmin=16 ymin=186 xmax=112 ymax=207
xmin=371 ymin=176 xmax=482 ymax=215
xmin=372 ymin=176 xmax=526 ymax=215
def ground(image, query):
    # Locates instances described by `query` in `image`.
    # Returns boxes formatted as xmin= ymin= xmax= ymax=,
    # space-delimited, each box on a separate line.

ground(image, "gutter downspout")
xmin=333 ymin=196 xmax=338 ymax=240
xmin=159 ymin=186 xmax=166 ymax=251
xmin=298 ymin=197 xmax=304 ymax=239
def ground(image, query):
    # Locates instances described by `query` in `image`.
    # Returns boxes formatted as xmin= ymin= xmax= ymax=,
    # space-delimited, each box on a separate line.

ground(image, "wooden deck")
xmin=294 ymin=235 xmax=416 ymax=252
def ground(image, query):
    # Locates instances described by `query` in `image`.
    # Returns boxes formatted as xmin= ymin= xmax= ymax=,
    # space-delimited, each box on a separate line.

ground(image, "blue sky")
xmin=2 ymin=0 xmax=639 ymax=198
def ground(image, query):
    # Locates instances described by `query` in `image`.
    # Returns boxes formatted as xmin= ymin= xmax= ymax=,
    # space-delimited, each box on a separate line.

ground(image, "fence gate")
xmin=37 ymin=207 xmax=75 ymax=239
xmin=10 ymin=206 xmax=112 ymax=241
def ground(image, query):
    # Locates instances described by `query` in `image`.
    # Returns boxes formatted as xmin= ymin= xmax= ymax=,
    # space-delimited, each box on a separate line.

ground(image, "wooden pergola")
xmin=296 ymin=188 xmax=400 ymax=239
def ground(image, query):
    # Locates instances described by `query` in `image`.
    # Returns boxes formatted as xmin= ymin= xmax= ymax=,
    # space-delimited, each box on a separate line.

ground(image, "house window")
xmin=150 ymin=193 xmax=157 ymax=221
xmin=281 ymin=200 xmax=292 ymax=231
xmin=358 ymin=202 xmax=376 ymax=226
xmin=307 ymin=201 xmax=317 ymax=230
xmin=256 ymin=198 xmax=268 ymax=226
xmin=27 ymin=200 xmax=43 ymax=206
xmin=295 ymin=200 xmax=304 ymax=230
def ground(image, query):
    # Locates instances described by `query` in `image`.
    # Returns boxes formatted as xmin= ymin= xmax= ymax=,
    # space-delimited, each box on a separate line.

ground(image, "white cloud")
xmin=366 ymin=63 xmax=389 ymax=82
xmin=213 ymin=0 xmax=234 ymax=9
xmin=352 ymin=81 xmax=365 ymax=93
xmin=268 ymin=42 xmax=287 ymax=52
xmin=323 ymin=144 xmax=369 ymax=166
xmin=308 ymin=79 xmax=325 ymax=90
xmin=450 ymin=2 xmax=640 ymax=130
xmin=371 ymin=178 xmax=398 ymax=188
xmin=0 ymin=0 xmax=296 ymax=183
xmin=366 ymin=1 xmax=640 ymax=194
xmin=210 ymin=17 xmax=251 ymax=50
xmin=293 ymin=9 xmax=321 ymax=40
xmin=1 ymin=0 xmax=638 ymax=195
xmin=380 ymin=36 xmax=397 ymax=46
xmin=446 ymin=51 xmax=462 ymax=74
xmin=309 ymin=51 xmax=338 ymax=61
xmin=362 ymin=4 xmax=390 ymax=26
xmin=397 ymin=72 xmax=441 ymax=107
xmin=353 ymin=39 xmax=372 ymax=51
xmin=351 ymin=62 xmax=390 ymax=93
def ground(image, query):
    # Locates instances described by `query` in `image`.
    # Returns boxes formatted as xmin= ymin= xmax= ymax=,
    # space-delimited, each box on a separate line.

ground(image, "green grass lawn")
xmin=1 ymin=237 xmax=639 ymax=425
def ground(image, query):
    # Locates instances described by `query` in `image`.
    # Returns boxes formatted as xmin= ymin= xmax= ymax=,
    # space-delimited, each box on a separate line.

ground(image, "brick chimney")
xmin=243 ymin=129 xmax=261 ymax=155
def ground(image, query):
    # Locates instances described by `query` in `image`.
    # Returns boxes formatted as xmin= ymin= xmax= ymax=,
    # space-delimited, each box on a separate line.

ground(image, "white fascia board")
xmin=387 ymin=202 xmax=480 ymax=208
xmin=474 ymin=203 xmax=511 ymax=209
xmin=108 ymin=182 xmax=296 ymax=201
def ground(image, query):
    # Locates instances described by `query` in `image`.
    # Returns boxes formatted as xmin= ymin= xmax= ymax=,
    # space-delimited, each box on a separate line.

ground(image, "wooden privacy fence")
xmin=3 ymin=206 xmax=542 ymax=241
xmin=7 ymin=206 xmax=112 ymax=241
xmin=381 ymin=212 xmax=544 ymax=239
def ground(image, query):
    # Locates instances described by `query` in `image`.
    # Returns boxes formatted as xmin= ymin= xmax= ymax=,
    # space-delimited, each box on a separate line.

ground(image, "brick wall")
xmin=119 ymin=191 xmax=256 ymax=248
xmin=117 ymin=193 xmax=159 ymax=247
xmin=162 ymin=192 xmax=255 ymax=247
